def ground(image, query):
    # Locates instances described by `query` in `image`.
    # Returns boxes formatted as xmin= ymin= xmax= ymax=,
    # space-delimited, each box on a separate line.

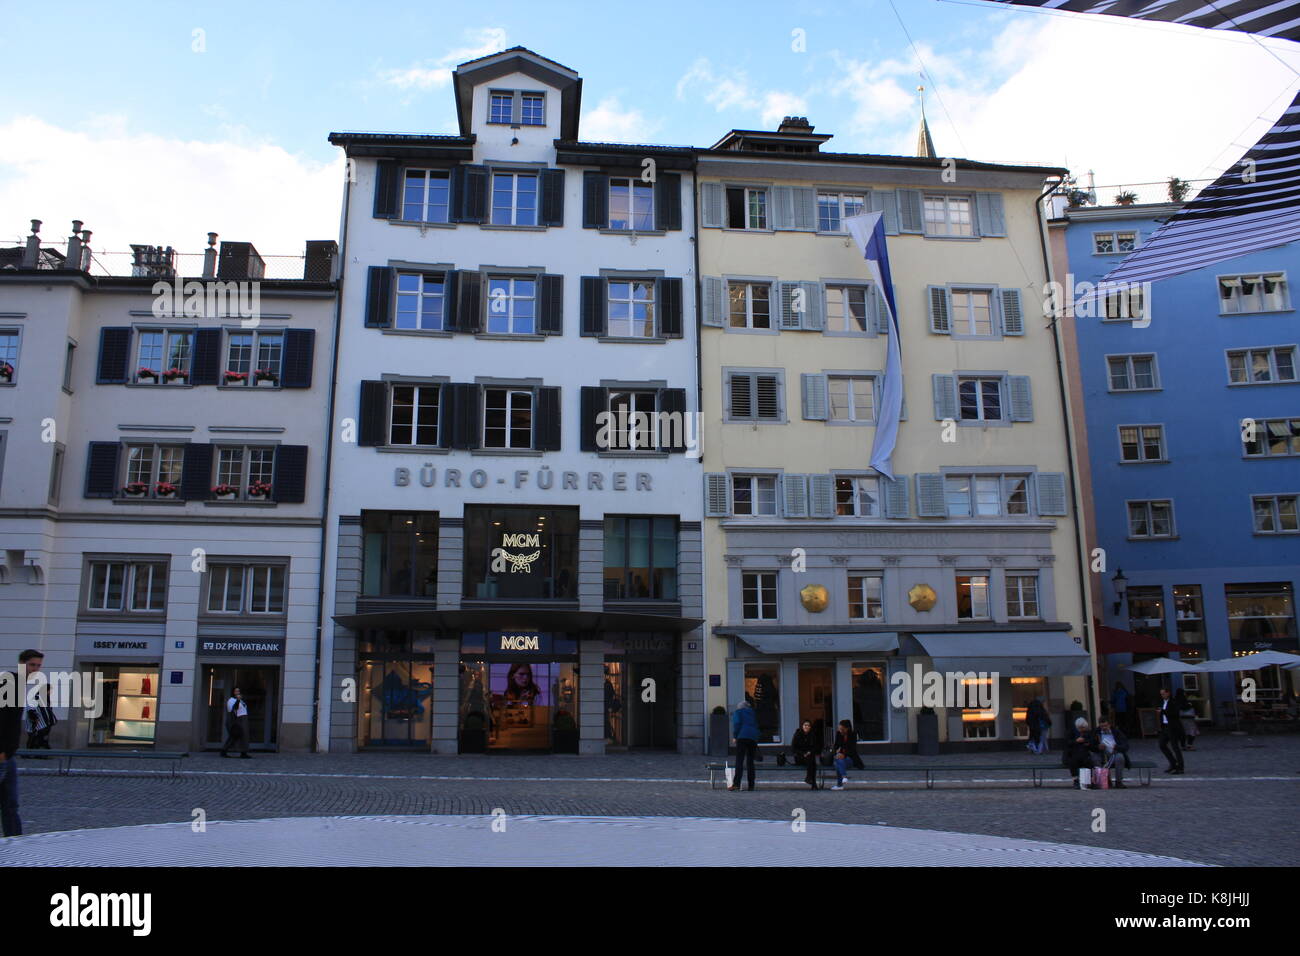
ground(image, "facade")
xmin=1055 ymin=202 xmax=1300 ymax=722
xmin=323 ymin=48 xmax=704 ymax=754
xmin=0 ymin=226 xmax=337 ymax=751
xmin=697 ymin=120 xmax=1097 ymax=752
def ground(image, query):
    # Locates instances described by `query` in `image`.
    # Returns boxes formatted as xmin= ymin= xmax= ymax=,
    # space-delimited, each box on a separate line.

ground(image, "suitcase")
xmin=1078 ymin=768 xmax=1091 ymax=789
xmin=1095 ymin=767 xmax=1110 ymax=790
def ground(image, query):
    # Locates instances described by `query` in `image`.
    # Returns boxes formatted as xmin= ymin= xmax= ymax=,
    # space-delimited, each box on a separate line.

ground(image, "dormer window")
xmin=488 ymin=89 xmax=546 ymax=126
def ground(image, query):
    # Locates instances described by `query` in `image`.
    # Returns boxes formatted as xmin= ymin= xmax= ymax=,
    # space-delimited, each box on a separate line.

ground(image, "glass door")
xmin=489 ymin=661 xmax=554 ymax=750
xmin=357 ymin=660 xmax=432 ymax=748
xmin=204 ymin=665 xmax=280 ymax=749
xmin=626 ymin=661 xmax=676 ymax=748
xmin=798 ymin=665 xmax=834 ymax=748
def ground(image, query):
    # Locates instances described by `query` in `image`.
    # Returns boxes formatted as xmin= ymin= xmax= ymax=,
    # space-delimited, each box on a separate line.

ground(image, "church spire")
xmin=915 ymin=85 xmax=936 ymax=159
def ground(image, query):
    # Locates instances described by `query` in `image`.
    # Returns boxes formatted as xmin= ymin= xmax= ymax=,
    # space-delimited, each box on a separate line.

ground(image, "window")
xmin=1253 ymin=495 xmax=1299 ymax=534
xmin=395 ymin=274 xmax=446 ymax=331
xmin=489 ymin=91 xmax=514 ymax=124
xmin=825 ymin=286 xmax=870 ymax=334
xmin=1006 ymin=573 xmax=1040 ymax=619
xmin=728 ymin=371 xmax=782 ymax=421
xmin=733 ymin=474 xmax=778 ymax=516
xmin=607 ymin=279 xmax=655 ymax=338
xmin=951 ymin=289 xmax=995 ymax=336
xmin=1128 ymin=500 xmax=1175 ymax=538
xmin=1174 ymin=585 xmax=1206 ymax=650
xmin=1220 ymin=273 xmax=1289 ymax=314
xmin=835 ymin=475 xmax=880 ymax=516
xmin=828 ymin=375 xmax=875 ymax=422
xmin=489 ymin=90 xmax=545 ymax=126
xmin=957 ymin=377 xmax=1003 ymax=421
xmin=0 ymin=329 xmax=17 ymax=382
xmin=848 ymin=573 xmax=883 ymax=620
xmin=817 ymin=192 xmax=865 ymax=233
xmin=725 ymin=186 xmax=768 ymax=229
xmin=1094 ymin=231 xmax=1137 ymax=254
xmin=741 ymin=663 xmax=782 ymax=742
xmin=956 ymin=573 xmax=991 ymax=620
xmin=463 ymin=505 xmax=578 ymax=601
xmin=136 ymin=329 xmax=193 ymax=383
xmin=123 ymin=443 xmax=184 ymax=497
xmin=225 ymin=330 xmax=284 ymax=386
xmin=1119 ymin=424 xmax=1167 ymax=462
xmin=362 ymin=512 xmax=438 ymax=598
xmin=402 ymin=169 xmax=451 ymax=223
xmin=215 ymin=445 xmax=275 ymax=499
xmin=206 ymin=563 xmax=287 ymax=614
xmin=389 ymin=384 xmax=441 ymax=447
xmin=608 ymin=179 xmax=654 ymax=231
xmin=603 ymin=516 xmax=678 ymax=600
xmin=86 ymin=560 xmax=167 ymax=612
xmin=490 ymin=171 xmax=539 ymax=226
xmin=1102 ymin=284 xmax=1145 ymax=321
xmin=48 ymin=443 xmax=65 ymax=505
xmin=742 ymin=571 xmax=778 ymax=620
xmin=1108 ymin=354 xmax=1159 ymax=391
xmin=1228 ymin=347 xmax=1297 ymax=385
xmin=1225 ymin=583 xmax=1296 ymax=647
xmin=606 ymin=390 xmax=659 ymax=451
xmin=1244 ymin=418 xmax=1300 ymax=457
xmin=63 ymin=341 xmax=75 ymax=390
xmin=923 ymin=195 xmax=973 ymax=237
xmin=520 ymin=93 xmax=545 ymax=125
xmin=483 ymin=387 xmax=533 ymax=449
xmin=727 ymin=282 xmax=772 ymax=329
xmin=486 ymin=276 xmax=536 ymax=334
xmin=944 ymin=474 xmax=1029 ymax=517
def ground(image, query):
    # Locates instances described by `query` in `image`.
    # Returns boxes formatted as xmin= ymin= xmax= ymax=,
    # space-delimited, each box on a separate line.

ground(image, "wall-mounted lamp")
xmin=1111 ymin=568 xmax=1128 ymax=616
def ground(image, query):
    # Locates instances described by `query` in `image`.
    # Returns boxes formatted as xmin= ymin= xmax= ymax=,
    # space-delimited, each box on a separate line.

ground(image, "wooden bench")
xmin=706 ymin=760 xmax=1156 ymax=789
xmin=17 ymin=749 xmax=189 ymax=778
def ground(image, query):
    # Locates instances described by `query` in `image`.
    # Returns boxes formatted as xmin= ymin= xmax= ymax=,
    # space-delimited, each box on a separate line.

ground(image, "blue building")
xmin=1054 ymin=200 xmax=1299 ymax=726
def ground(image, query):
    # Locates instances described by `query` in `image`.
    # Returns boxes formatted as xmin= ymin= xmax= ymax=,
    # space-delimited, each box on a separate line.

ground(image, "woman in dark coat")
xmin=1025 ymin=697 xmax=1048 ymax=754
xmin=831 ymin=719 xmax=863 ymax=789
xmin=791 ymin=720 xmax=821 ymax=790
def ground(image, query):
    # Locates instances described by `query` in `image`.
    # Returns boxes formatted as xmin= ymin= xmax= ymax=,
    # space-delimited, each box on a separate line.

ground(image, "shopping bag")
xmin=1095 ymin=767 xmax=1109 ymax=790
xmin=1077 ymin=768 xmax=1091 ymax=789
xmin=724 ymin=765 xmax=735 ymax=788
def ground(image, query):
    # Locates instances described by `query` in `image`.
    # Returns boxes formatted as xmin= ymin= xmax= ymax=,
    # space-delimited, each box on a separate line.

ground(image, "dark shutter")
xmin=272 ymin=445 xmax=308 ymax=503
xmin=373 ymin=160 xmax=400 ymax=219
xmin=729 ymin=374 xmax=753 ymax=419
xmin=180 ymin=443 xmax=214 ymax=501
xmin=540 ymin=169 xmax=565 ymax=226
xmin=655 ymin=173 xmax=682 ymax=231
xmin=453 ymin=164 xmax=488 ymax=223
xmin=457 ymin=271 xmax=483 ymax=333
xmin=440 ymin=269 xmax=459 ymax=332
xmin=96 ymin=327 xmax=132 ymax=384
xmin=580 ymin=386 xmax=606 ymax=452
xmin=659 ymin=387 xmax=688 ymax=453
xmin=84 ymin=442 xmax=120 ymax=498
xmin=583 ymin=172 xmax=609 ymax=229
xmin=658 ymin=277 xmax=683 ymax=337
xmin=447 ymin=383 xmax=481 ymax=449
xmin=280 ymin=329 xmax=315 ymax=388
xmin=190 ymin=328 xmax=223 ymax=385
xmin=539 ymin=274 xmax=564 ymax=334
xmin=580 ymin=276 xmax=607 ymax=336
xmin=358 ymin=380 xmax=388 ymax=447
xmin=365 ymin=266 xmax=393 ymax=328
xmin=535 ymin=386 xmax=562 ymax=451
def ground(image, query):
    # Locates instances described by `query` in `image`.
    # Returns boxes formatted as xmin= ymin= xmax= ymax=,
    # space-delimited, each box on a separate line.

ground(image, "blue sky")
xmin=2 ymin=0 xmax=1297 ymax=253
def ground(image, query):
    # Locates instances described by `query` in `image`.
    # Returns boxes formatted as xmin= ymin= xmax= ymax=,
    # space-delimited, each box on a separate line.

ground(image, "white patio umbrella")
xmin=1124 ymin=658 xmax=1203 ymax=675
xmin=1196 ymin=651 xmax=1300 ymax=672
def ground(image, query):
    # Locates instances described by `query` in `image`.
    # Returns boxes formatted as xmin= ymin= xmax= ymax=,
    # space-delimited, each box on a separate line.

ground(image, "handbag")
xmin=776 ymin=752 xmax=787 ymax=766
xmin=1078 ymin=768 xmax=1092 ymax=789
xmin=1095 ymin=767 xmax=1110 ymax=790
xmin=24 ymin=708 xmax=50 ymax=735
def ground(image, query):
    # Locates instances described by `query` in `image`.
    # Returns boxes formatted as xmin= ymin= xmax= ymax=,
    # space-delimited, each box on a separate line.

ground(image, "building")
xmin=696 ymin=117 xmax=1097 ymax=752
xmin=0 ymin=224 xmax=337 ymax=751
xmin=323 ymin=48 xmax=704 ymax=754
xmin=1053 ymin=200 xmax=1300 ymax=724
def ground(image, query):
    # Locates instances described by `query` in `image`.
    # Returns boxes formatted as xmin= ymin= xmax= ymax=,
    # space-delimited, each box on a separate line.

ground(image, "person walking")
xmin=791 ymin=719 xmax=821 ymax=790
xmin=1025 ymin=697 xmax=1049 ymax=754
xmin=830 ymin=719 xmax=861 ymax=790
xmin=0 ymin=650 xmax=47 ymax=836
xmin=1088 ymin=718 xmax=1130 ymax=789
xmin=1174 ymin=687 xmax=1199 ymax=751
xmin=728 ymin=699 xmax=759 ymax=791
xmin=220 ymin=687 xmax=252 ymax=759
xmin=1157 ymin=687 xmax=1185 ymax=774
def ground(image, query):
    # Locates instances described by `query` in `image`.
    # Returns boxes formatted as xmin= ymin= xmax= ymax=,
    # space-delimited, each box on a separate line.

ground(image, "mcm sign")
xmin=491 ymin=532 xmax=542 ymax=574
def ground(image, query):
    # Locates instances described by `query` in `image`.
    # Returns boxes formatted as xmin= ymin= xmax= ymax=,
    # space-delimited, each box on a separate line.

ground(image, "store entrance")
xmin=461 ymin=660 xmax=579 ymax=752
xmin=622 ymin=661 xmax=676 ymax=748
xmin=203 ymin=665 xmax=279 ymax=750
xmin=799 ymin=665 xmax=835 ymax=748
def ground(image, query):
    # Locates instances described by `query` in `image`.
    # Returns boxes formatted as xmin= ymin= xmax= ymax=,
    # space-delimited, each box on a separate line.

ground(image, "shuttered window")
xmin=608 ymin=178 xmax=654 ymax=231
xmin=486 ymin=276 xmax=536 ymax=334
xmin=733 ymin=475 xmax=778 ymax=516
xmin=727 ymin=371 xmax=782 ymax=422
xmin=483 ymin=388 xmax=534 ymax=449
xmin=835 ymin=476 xmax=881 ymax=516
xmin=607 ymin=279 xmax=655 ymax=338
xmin=402 ymin=169 xmax=451 ymax=223
xmin=389 ymin=384 xmax=441 ymax=447
xmin=490 ymin=171 xmax=539 ymax=226
xmin=922 ymin=195 xmax=973 ymax=237
xmin=725 ymin=186 xmax=768 ymax=229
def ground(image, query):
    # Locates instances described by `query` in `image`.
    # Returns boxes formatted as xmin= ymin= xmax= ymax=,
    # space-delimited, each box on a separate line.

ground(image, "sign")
xmin=198 ymin=637 xmax=285 ymax=657
xmin=604 ymin=634 xmax=673 ymax=656
xmin=492 ymin=532 xmax=542 ymax=574
xmin=75 ymin=635 xmax=163 ymax=660
xmin=395 ymin=466 xmax=655 ymax=493
xmin=490 ymin=631 xmax=551 ymax=655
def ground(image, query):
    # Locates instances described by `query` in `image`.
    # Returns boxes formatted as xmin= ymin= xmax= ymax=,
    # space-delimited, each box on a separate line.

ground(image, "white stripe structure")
xmin=992 ymin=0 xmax=1300 ymax=41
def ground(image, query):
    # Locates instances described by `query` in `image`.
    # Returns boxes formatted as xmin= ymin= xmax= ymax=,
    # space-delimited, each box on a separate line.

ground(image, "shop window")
xmin=1011 ymin=677 xmax=1046 ymax=739
xmin=603 ymin=516 xmax=678 ymax=600
xmin=851 ymin=665 xmax=887 ymax=741
xmin=1126 ymin=585 xmax=1166 ymax=642
xmin=1173 ymin=585 xmax=1206 ymax=658
xmin=362 ymin=511 xmax=438 ymax=598
xmin=358 ymin=630 xmax=436 ymax=748
xmin=1225 ymin=583 xmax=1297 ymax=650
xmin=87 ymin=665 xmax=159 ymax=745
xmin=961 ymin=677 xmax=996 ymax=738
xmin=463 ymin=505 xmax=578 ymax=601
xmin=741 ymin=663 xmax=781 ymax=743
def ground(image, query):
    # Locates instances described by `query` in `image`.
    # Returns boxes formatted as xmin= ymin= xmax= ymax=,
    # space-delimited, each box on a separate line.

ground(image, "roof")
xmin=455 ymin=45 xmax=578 ymax=77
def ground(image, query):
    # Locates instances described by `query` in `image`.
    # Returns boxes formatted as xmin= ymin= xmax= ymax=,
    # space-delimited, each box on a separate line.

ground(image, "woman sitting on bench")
xmin=791 ymin=720 xmax=820 ymax=791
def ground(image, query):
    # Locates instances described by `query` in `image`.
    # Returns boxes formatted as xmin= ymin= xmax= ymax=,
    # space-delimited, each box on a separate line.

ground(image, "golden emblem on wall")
xmin=908 ymin=584 xmax=938 ymax=612
xmin=800 ymin=584 xmax=829 ymax=612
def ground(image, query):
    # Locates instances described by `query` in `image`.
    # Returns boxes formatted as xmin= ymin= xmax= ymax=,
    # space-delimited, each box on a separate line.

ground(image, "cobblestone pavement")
xmin=7 ymin=733 xmax=1297 ymax=866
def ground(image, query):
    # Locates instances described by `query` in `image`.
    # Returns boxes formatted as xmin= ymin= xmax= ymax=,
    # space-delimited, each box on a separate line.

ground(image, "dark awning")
xmin=912 ymin=632 xmax=1092 ymax=677
xmin=736 ymin=633 xmax=900 ymax=655
xmin=1094 ymin=620 xmax=1183 ymax=655
xmin=332 ymin=608 xmax=704 ymax=634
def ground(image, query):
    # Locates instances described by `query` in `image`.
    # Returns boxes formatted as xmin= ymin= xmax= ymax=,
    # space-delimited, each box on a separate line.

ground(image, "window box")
xmin=247 ymin=481 xmax=273 ymax=500
xmin=122 ymin=482 xmax=149 ymax=498
xmin=162 ymin=368 xmax=188 ymax=385
xmin=0 ymin=362 xmax=12 ymax=383
xmin=155 ymin=482 xmax=178 ymax=499
xmin=254 ymin=369 xmax=279 ymax=387
xmin=213 ymin=484 xmax=239 ymax=500
xmin=223 ymin=370 xmax=248 ymax=385
xmin=136 ymin=368 xmax=159 ymax=385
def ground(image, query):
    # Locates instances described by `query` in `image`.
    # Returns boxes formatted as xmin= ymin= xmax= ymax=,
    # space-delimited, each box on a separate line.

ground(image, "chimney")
xmin=777 ymin=116 xmax=813 ymax=133
xmin=62 ymin=220 xmax=84 ymax=272
xmin=304 ymin=240 xmax=338 ymax=281
xmin=79 ymin=229 xmax=93 ymax=271
xmin=21 ymin=220 xmax=41 ymax=268
xmin=203 ymin=232 xmax=218 ymax=279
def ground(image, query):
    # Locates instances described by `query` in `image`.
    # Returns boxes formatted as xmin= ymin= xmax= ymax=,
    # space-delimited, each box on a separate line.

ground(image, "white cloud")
xmin=378 ymin=27 xmax=508 ymax=90
xmin=581 ymin=96 xmax=664 ymax=144
xmin=676 ymin=58 xmax=808 ymax=127
xmin=0 ymin=116 xmax=342 ymax=261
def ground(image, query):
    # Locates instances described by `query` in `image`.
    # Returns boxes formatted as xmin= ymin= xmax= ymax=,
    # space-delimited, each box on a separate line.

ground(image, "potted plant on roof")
xmin=136 ymin=367 xmax=158 ymax=385
xmin=223 ymin=369 xmax=248 ymax=386
xmin=254 ymin=367 xmax=278 ymax=387
xmin=212 ymin=483 xmax=239 ymax=500
xmin=247 ymin=480 xmax=272 ymax=501
xmin=155 ymin=481 xmax=178 ymax=499
xmin=0 ymin=362 xmax=13 ymax=383
xmin=122 ymin=481 xmax=148 ymax=498
xmin=1114 ymin=190 xmax=1138 ymax=206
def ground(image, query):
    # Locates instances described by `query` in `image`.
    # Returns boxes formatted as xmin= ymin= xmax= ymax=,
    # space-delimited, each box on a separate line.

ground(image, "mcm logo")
xmin=491 ymin=532 xmax=541 ymax=574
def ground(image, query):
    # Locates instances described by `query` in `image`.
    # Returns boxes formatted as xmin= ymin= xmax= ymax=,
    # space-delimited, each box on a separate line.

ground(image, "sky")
xmin=1 ymin=0 xmax=1297 ymax=256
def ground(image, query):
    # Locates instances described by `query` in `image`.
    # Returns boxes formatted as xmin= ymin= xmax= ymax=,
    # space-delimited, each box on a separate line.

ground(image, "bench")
xmin=706 ymin=760 xmax=1156 ymax=789
xmin=705 ymin=761 xmax=835 ymax=789
xmin=17 ymin=749 xmax=189 ymax=778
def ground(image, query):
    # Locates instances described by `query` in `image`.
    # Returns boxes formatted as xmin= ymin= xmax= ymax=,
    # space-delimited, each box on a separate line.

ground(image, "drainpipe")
xmin=1035 ymin=175 xmax=1100 ymax=723
xmin=690 ymin=154 xmax=708 ymax=753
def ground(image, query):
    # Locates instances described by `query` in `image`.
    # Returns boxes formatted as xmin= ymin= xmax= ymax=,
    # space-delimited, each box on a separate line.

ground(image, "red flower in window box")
xmin=248 ymin=480 xmax=273 ymax=499
xmin=155 ymin=481 xmax=178 ymax=498
xmin=162 ymin=367 xmax=187 ymax=382
xmin=0 ymin=362 xmax=13 ymax=382
xmin=136 ymin=367 xmax=159 ymax=383
xmin=223 ymin=370 xmax=248 ymax=384
xmin=254 ymin=368 xmax=278 ymax=385
xmin=122 ymin=482 xmax=148 ymax=497
xmin=212 ymin=483 xmax=239 ymax=499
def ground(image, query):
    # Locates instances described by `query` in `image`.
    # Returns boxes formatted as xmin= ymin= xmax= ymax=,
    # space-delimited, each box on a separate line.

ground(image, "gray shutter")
xmin=927 ymin=285 xmax=951 ymax=334
xmin=882 ymin=475 xmax=909 ymax=518
xmin=915 ymin=473 xmax=948 ymax=517
xmin=701 ymin=276 xmax=725 ymax=327
xmin=801 ymin=373 xmax=828 ymax=420
xmin=1036 ymin=472 xmax=1068 ymax=516
xmin=700 ymin=183 xmax=724 ymax=228
xmin=867 ymin=284 xmax=887 ymax=335
xmin=771 ymin=185 xmax=795 ymax=230
xmin=1000 ymin=288 xmax=1024 ymax=335
xmin=728 ymin=373 xmax=753 ymax=419
xmin=705 ymin=473 xmax=731 ymax=517
xmin=809 ymin=474 xmax=836 ymax=518
xmin=975 ymin=192 xmax=1006 ymax=237
xmin=1008 ymin=375 xmax=1033 ymax=421
xmin=777 ymin=282 xmax=803 ymax=330
xmin=799 ymin=281 xmax=824 ymax=330
xmin=897 ymin=189 xmax=924 ymax=233
xmin=755 ymin=375 xmax=782 ymax=420
xmin=792 ymin=187 xmax=816 ymax=231
xmin=781 ymin=474 xmax=809 ymax=517
xmin=932 ymin=374 xmax=958 ymax=420
xmin=870 ymin=189 xmax=899 ymax=235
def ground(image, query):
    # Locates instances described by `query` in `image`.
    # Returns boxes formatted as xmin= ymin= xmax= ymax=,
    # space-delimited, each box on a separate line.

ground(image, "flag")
xmin=987 ymin=0 xmax=1300 ymax=42
xmin=844 ymin=211 xmax=903 ymax=480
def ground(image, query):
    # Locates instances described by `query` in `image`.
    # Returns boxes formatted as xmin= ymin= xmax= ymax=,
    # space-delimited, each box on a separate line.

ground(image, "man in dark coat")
xmin=1157 ymin=687 xmax=1185 ymax=774
xmin=1088 ymin=718 xmax=1131 ymax=788
xmin=790 ymin=719 xmax=821 ymax=790
xmin=0 ymin=649 xmax=47 ymax=836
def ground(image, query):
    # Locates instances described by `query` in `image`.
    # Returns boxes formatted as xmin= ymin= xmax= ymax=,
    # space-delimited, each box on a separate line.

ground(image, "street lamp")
xmin=1111 ymin=568 xmax=1128 ymax=616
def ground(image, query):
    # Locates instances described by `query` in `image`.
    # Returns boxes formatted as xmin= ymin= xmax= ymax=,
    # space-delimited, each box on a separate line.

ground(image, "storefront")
xmin=194 ymin=634 xmax=285 ymax=751
xmin=73 ymin=634 xmax=163 ymax=748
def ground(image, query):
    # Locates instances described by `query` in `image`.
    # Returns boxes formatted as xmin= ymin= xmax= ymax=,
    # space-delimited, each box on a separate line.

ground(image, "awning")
xmin=736 ymin=633 xmax=900 ymax=655
xmin=912 ymin=631 xmax=1091 ymax=677
xmin=1094 ymin=621 xmax=1183 ymax=655
xmin=332 ymin=608 xmax=704 ymax=634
